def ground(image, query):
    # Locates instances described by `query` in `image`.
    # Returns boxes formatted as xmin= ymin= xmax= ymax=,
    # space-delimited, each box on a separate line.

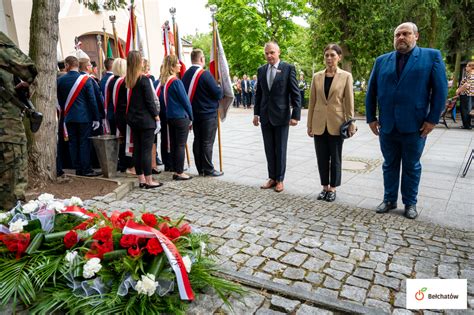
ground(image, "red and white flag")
xmin=209 ymin=27 xmax=233 ymax=121
xmin=125 ymin=5 xmax=138 ymax=55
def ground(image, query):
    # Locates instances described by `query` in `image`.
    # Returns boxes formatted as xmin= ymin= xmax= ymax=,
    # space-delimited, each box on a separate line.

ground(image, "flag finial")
xmin=209 ymin=4 xmax=217 ymax=14
xmin=169 ymin=7 xmax=176 ymax=16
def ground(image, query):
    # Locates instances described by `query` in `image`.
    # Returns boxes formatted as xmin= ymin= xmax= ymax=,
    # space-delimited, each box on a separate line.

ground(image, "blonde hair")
xmin=142 ymin=58 xmax=150 ymax=73
xmin=160 ymin=55 xmax=179 ymax=85
xmin=125 ymin=51 xmax=143 ymax=89
xmin=112 ymin=58 xmax=127 ymax=77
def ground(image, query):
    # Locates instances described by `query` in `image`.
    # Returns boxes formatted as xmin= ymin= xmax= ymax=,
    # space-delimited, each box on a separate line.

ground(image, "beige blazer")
xmin=307 ymin=67 xmax=354 ymax=136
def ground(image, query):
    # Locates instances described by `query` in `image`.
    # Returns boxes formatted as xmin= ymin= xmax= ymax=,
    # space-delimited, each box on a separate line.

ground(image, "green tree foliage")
xmin=207 ymin=0 xmax=309 ymax=76
xmin=78 ymin=0 xmax=128 ymax=12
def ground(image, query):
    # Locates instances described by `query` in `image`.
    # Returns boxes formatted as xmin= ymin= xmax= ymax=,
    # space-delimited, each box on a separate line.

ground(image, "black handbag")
xmin=340 ymin=119 xmax=356 ymax=139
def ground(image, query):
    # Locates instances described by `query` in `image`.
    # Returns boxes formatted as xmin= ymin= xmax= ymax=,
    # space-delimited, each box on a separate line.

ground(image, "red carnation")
xmin=64 ymin=230 xmax=79 ymax=249
xmin=119 ymin=211 xmax=134 ymax=221
xmin=159 ymin=222 xmax=169 ymax=235
xmin=178 ymin=223 xmax=191 ymax=236
xmin=167 ymin=227 xmax=181 ymax=240
xmin=146 ymin=238 xmax=163 ymax=255
xmin=120 ymin=234 xmax=138 ymax=248
xmin=93 ymin=227 xmax=113 ymax=243
xmin=142 ymin=213 xmax=157 ymax=227
xmin=86 ymin=239 xmax=114 ymax=259
xmin=127 ymin=246 xmax=142 ymax=257
xmin=0 ymin=233 xmax=30 ymax=259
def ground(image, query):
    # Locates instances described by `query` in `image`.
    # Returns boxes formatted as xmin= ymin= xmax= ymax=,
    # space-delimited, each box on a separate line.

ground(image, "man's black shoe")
xmin=404 ymin=205 xmax=418 ymax=219
xmin=376 ymin=201 xmax=397 ymax=213
xmin=204 ymin=170 xmax=223 ymax=177
xmin=84 ymin=170 xmax=102 ymax=177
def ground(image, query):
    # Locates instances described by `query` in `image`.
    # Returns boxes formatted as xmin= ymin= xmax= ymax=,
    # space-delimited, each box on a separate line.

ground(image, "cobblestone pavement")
xmin=90 ymin=176 xmax=474 ymax=314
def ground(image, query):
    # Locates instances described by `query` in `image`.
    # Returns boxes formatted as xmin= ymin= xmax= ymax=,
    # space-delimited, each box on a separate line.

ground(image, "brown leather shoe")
xmin=274 ymin=181 xmax=284 ymax=193
xmin=260 ymin=179 xmax=276 ymax=189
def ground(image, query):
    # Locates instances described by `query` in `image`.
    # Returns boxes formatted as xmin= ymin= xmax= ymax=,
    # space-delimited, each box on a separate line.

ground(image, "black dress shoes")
xmin=152 ymin=168 xmax=162 ymax=174
xmin=83 ymin=170 xmax=102 ymax=177
xmin=376 ymin=201 xmax=397 ymax=213
xmin=145 ymin=182 xmax=164 ymax=189
xmin=204 ymin=170 xmax=223 ymax=177
xmin=317 ymin=190 xmax=327 ymax=200
xmin=404 ymin=205 xmax=418 ymax=219
xmin=173 ymin=174 xmax=193 ymax=181
xmin=139 ymin=183 xmax=146 ymax=188
xmin=325 ymin=191 xmax=336 ymax=202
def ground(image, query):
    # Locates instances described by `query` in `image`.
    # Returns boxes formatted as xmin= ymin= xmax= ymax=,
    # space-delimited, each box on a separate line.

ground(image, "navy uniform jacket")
xmin=255 ymin=61 xmax=301 ymax=126
xmin=365 ymin=46 xmax=448 ymax=133
xmin=81 ymin=71 xmax=105 ymax=120
xmin=181 ymin=66 xmax=222 ymax=121
xmin=241 ymin=79 xmax=251 ymax=93
xmin=57 ymin=70 xmax=100 ymax=123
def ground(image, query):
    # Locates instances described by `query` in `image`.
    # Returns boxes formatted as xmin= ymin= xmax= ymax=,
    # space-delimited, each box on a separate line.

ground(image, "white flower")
xmin=200 ymin=241 xmax=207 ymax=253
xmin=65 ymin=251 xmax=78 ymax=265
xmin=37 ymin=193 xmax=55 ymax=203
xmin=135 ymin=273 xmax=158 ymax=296
xmin=22 ymin=201 xmax=38 ymax=214
xmin=182 ymin=255 xmax=192 ymax=273
xmin=83 ymin=257 xmax=102 ymax=279
xmin=69 ymin=196 xmax=83 ymax=206
xmin=48 ymin=201 xmax=65 ymax=213
xmin=0 ymin=212 xmax=8 ymax=221
xmin=9 ymin=219 xmax=28 ymax=233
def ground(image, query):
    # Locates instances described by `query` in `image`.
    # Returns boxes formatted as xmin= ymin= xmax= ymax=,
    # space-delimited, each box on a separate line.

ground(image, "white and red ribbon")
xmin=186 ymin=68 xmax=205 ymax=103
xmin=122 ymin=220 xmax=194 ymax=301
xmin=125 ymin=89 xmax=133 ymax=157
xmin=63 ymin=74 xmax=89 ymax=140
xmin=60 ymin=206 xmax=97 ymax=219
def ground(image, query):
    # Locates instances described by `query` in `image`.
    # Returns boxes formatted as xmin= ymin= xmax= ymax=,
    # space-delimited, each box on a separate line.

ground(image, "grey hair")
xmin=395 ymin=22 xmax=418 ymax=34
xmin=264 ymin=41 xmax=280 ymax=51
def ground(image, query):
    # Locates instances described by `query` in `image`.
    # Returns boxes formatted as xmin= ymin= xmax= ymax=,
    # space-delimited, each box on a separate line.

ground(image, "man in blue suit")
xmin=57 ymin=56 xmax=101 ymax=177
xmin=366 ymin=22 xmax=448 ymax=219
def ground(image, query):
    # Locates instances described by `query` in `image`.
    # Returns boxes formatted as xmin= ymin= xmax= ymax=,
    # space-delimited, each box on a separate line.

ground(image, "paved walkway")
xmin=182 ymin=108 xmax=473 ymax=231
xmin=90 ymin=176 xmax=474 ymax=314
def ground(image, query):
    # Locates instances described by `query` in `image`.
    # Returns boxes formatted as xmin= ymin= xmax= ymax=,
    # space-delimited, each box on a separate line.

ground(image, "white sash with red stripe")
xmin=113 ymin=77 xmax=125 ymax=136
xmin=125 ymin=89 xmax=133 ymax=157
xmin=186 ymin=68 xmax=205 ymax=103
xmin=122 ymin=221 xmax=194 ymax=300
xmin=155 ymin=82 xmax=161 ymax=97
xmin=63 ymin=74 xmax=89 ymax=140
xmin=102 ymin=74 xmax=115 ymax=134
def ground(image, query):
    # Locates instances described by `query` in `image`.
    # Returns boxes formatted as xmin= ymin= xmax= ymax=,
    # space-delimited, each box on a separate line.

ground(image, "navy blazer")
xmin=81 ymin=71 xmax=105 ymax=120
xmin=365 ymin=46 xmax=448 ymax=133
xmin=100 ymin=72 xmax=114 ymax=120
xmin=241 ymin=79 xmax=251 ymax=93
xmin=254 ymin=61 xmax=301 ymax=126
xmin=57 ymin=71 xmax=100 ymax=123
xmin=182 ymin=66 xmax=222 ymax=121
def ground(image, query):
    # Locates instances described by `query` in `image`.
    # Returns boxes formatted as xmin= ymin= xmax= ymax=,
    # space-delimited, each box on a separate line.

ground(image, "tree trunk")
xmin=340 ymin=43 xmax=352 ymax=73
xmin=453 ymin=49 xmax=461 ymax=89
xmin=28 ymin=0 xmax=60 ymax=186
xmin=428 ymin=9 xmax=438 ymax=48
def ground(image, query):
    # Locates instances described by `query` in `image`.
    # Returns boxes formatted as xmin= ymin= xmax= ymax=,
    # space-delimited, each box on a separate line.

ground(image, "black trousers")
xmin=193 ymin=117 xmax=218 ymax=174
xmin=131 ymin=128 xmax=155 ymax=176
xmin=261 ymin=123 xmax=289 ymax=182
xmin=168 ymin=118 xmax=190 ymax=174
xmin=314 ymin=129 xmax=344 ymax=187
xmin=459 ymin=95 xmax=473 ymax=129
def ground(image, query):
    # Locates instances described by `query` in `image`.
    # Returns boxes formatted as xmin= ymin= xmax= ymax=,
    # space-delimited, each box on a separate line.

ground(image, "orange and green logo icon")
xmin=415 ymin=287 xmax=427 ymax=301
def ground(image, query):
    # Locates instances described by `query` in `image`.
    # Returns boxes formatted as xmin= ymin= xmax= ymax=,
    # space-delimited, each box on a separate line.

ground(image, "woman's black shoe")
xmin=172 ymin=174 xmax=193 ymax=181
xmin=325 ymin=191 xmax=336 ymax=202
xmin=152 ymin=168 xmax=162 ymax=174
xmin=139 ymin=183 xmax=146 ymax=188
xmin=317 ymin=190 xmax=328 ymax=200
xmin=145 ymin=182 xmax=163 ymax=189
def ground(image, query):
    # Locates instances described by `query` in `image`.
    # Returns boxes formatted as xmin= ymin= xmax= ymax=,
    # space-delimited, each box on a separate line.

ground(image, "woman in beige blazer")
xmin=307 ymin=43 xmax=355 ymax=202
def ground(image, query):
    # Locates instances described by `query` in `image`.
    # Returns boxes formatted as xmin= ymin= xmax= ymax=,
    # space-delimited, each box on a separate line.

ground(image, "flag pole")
xmin=210 ymin=5 xmax=223 ymax=173
xmin=96 ymin=34 xmax=103 ymax=79
xmin=109 ymin=15 xmax=119 ymax=57
xmin=170 ymin=7 xmax=191 ymax=169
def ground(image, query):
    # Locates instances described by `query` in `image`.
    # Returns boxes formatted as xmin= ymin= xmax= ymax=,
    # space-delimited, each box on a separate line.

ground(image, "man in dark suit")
xmin=253 ymin=41 xmax=301 ymax=192
xmin=182 ymin=49 xmax=223 ymax=177
xmin=57 ymin=56 xmax=101 ymax=177
xmin=241 ymin=74 xmax=251 ymax=108
xmin=366 ymin=22 xmax=448 ymax=219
